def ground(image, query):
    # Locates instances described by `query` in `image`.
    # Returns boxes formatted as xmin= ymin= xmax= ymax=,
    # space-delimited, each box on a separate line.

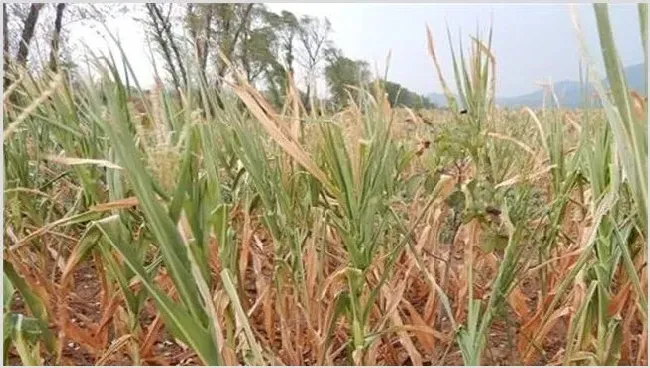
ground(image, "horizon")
xmin=67 ymin=3 xmax=643 ymax=99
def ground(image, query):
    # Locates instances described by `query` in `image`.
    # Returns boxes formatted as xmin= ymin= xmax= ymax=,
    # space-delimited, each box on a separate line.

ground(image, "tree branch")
xmin=150 ymin=3 xmax=187 ymax=88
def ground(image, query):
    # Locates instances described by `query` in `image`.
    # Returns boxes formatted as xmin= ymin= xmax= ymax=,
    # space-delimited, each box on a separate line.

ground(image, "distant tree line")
xmin=379 ymin=80 xmax=436 ymax=109
xmin=3 ymin=3 xmax=435 ymax=111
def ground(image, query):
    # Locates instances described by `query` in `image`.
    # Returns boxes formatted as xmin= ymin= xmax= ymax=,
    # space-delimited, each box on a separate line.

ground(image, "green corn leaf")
xmin=98 ymin=221 xmax=222 ymax=365
xmin=2 ymin=262 xmax=56 ymax=354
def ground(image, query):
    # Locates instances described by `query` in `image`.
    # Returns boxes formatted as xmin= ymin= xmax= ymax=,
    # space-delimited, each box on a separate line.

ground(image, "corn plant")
xmin=2 ymin=5 xmax=647 ymax=366
xmin=554 ymin=4 xmax=648 ymax=364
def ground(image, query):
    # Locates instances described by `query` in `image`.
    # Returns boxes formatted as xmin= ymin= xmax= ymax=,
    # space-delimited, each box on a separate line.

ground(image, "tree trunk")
xmin=146 ymin=3 xmax=181 ymax=92
xmin=16 ymin=3 xmax=44 ymax=67
xmin=186 ymin=4 xmax=212 ymax=87
xmin=200 ymin=6 xmax=212 ymax=79
xmin=150 ymin=3 xmax=187 ymax=89
xmin=3 ymin=4 xmax=8 ymax=57
xmin=49 ymin=3 xmax=66 ymax=72
xmin=4 ymin=3 xmax=10 ymax=89
xmin=305 ymin=83 xmax=313 ymax=114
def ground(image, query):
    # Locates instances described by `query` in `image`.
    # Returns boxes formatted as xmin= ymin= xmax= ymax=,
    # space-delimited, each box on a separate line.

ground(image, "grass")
xmin=2 ymin=4 xmax=647 ymax=366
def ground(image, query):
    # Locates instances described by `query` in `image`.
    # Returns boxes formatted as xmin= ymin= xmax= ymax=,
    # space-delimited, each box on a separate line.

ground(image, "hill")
xmin=427 ymin=63 xmax=646 ymax=109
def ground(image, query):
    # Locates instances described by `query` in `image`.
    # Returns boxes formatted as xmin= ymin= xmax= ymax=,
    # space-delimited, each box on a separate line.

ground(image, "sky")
xmin=70 ymin=3 xmax=644 ymax=99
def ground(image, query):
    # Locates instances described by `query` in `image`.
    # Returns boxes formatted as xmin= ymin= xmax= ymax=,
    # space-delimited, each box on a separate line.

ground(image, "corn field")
xmin=2 ymin=4 xmax=648 ymax=366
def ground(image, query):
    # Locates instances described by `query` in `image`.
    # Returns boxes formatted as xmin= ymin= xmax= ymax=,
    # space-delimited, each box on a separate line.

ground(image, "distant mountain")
xmin=427 ymin=63 xmax=646 ymax=109
xmin=496 ymin=80 xmax=587 ymax=109
xmin=620 ymin=62 xmax=646 ymax=92
xmin=425 ymin=92 xmax=451 ymax=108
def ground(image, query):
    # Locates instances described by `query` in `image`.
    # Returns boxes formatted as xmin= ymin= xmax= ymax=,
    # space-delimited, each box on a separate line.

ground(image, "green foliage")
xmin=265 ymin=10 xmax=300 ymax=72
xmin=379 ymin=80 xmax=436 ymax=109
xmin=324 ymin=48 xmax=371 ymax=107
xmin=236 ymin=5 xmax=279 ymax=84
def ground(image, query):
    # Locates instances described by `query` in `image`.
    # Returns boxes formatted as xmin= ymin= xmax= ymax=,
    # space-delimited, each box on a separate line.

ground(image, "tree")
xmin=324 ymin=47 xmax=370 ymax=107
xmin=135 ymin=5 xmax=331 ymax=110
xmin=3 ymin=3 xmax=45 ymax=88
xmin=214 ymin=3 xmax=254 ymax=80
xmin=244 ymin=8 xmax=300 ymax=108
xmin=143 ymin=3 xmax=187 ymax=91
xmin=296 ymin=15 xmax=331 ymax=109
xmin=183 ymin=3 xmax=253 ymax=85
xmin=265 ymin=10 xmax=299 ymax=74
xmin=184 ymin=3 xmax=212 ymax=81
xmin=3 ymin=3 xmax=126 ymax=87
xmin=380 ymin=80 xmax=436 ymax=109
xmin=48 ymin=3 xmax=66 ymax=72
xmin=180 ymin=3 xmax=254 ymax=111
xmin=15 ymin=3 xmax=44 ymax=67
xmin=4 ymin=3 xmax=10 ymax=88
xmin=236 ymin=5 xmax=278 ymax=85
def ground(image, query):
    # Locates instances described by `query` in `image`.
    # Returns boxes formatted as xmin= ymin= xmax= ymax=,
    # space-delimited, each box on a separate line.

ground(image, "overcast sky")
xmin=71 ymin=3 xmax=644 ymax=98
